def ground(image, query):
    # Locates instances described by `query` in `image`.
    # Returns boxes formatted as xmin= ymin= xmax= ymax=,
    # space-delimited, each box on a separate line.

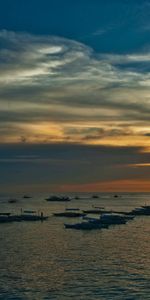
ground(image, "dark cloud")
xmin=0 ymin=143 xmax=150 ymax=188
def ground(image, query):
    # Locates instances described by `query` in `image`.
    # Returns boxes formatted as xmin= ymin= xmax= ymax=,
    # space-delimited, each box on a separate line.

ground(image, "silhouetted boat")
xmin=92 ymin=205 xmax=104 ymax=209
xmin=130 ymin=205 xmax=150 ymax=216
xmin=64 ymin=221 xmax=108 ymax=230
xmin=92 ymin=195 xmax=99 ymax=199
xmin=0 ymin=212 xmax=11 ymax=216
xmin=53 ymin=211 xmax=85 ymax=217
xmin=45 ymin=195 xmax=71 ymax=202
xmin=8 ymin=198 xmax=18 ymax=203
xmin=99 ymin=213 xmax=129 ymax=225
xmin=82 ymin=209 xmax=112 ymax=214
xmin=0 ymin=211 xmax=48 ymax=223
xmin=64 ymin=212 xmax=133 ymax=230
xmin=82 ymin=209 xmax=101 ymax=214
xmin=0 ymin=214 xmax=21 ymax=223
xmin=23 ymin=210 xmax=36 ymax=214
xmin=20 ymin=214 xmax=48 ymax=221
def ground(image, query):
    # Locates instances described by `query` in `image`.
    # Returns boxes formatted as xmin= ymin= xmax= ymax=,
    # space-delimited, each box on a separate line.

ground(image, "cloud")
xmin=0 ymin=143 xmax=150 ymax=192
xmin=0 ymin=30 xmax=150 ymax=147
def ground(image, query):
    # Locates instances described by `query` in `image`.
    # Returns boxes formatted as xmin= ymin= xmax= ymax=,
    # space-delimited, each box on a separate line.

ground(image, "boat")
xmin=53 ymin=211 xmax=85 ymax=217
xmin=0 ymin=211 xmax=48 ymax=223
xmin=82 ymin=209 xmax=102 ymax=214
xmin=92 ymin=195 xmax=99 ymax=199
xmin=82 ymin=209 xmax=112 ymax=214
xmin=45 ymin=195 xmax=71 ymax=202
xmin=0 ymin=212 xmax=11 ymax=216
xmin=0 ymin=214 xmax=22 ymax=223
xmin=99 ymin=213 xmax=129 ymax=225
xmin=20 ymin=209 xmax=48 ymax=221
xmin=64 ymin=221 xmax=108 ymax=230
xmin=23 ymin=210 xmax=36 ymax=214
xmin=20 ymin=214 xmax=48 ymax=221
xmin=64 ymin=210 xmax=134 ymax=230
xmin=23 ymin=195 xmax=32 ymax=199
xmin=92 ymin=205 xmax=104 ymax=209
xmin=8 ymin=198 xmax=18 ymax=203
xmin=130 ymin=205 xmax=150 ymax=216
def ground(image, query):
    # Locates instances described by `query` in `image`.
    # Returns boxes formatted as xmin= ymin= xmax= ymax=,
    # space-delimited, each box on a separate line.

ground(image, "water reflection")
xmin=0 ymin=193 xmax=150 ymax=299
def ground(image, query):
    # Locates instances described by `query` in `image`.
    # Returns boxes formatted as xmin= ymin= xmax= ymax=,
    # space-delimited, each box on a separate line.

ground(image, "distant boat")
xmin=8 ymin=198 xmax=18 ymax=203
xmin=64 ymin=212 xmax=133 ymax=230
xmin=0 ymin=214 xmax=21 ymax=223
xmin=20 ymin=214 xmax=48 ymax=221
xmin=45 ymin=195 xmax=71 ymax=202
xmin=130 ymin=205 xmax=150 ymax=216
xmin=64 ymin=221 xmax=108 ymax=230
xmin=99 ymin=213 xmax=128 ymax=225
xmin=92 ymin=195 xmax=99 ymax=199
xmin=23 ymin=195 xmax=32 ymax=199
xmin=23 ymin=210 xmax=36 ymax=214
xmin=82 ymin=209 xmax=102 ymax=214
xmin=0 ymin=211 xmax=48 ymax=223
xmin=82 ymin=209 xmax=112 ymax=214
xmin=0 ymin=212 xmax=11 ymax=216
xmin=53 ymin=211 xmax=85 ymax=217
xmin=92 ymin=205 xmax=104 ymax=209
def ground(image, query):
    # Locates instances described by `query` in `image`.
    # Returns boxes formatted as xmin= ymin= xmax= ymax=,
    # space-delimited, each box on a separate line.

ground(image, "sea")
xmin=0 ymin=192 xmax=150 ymax=300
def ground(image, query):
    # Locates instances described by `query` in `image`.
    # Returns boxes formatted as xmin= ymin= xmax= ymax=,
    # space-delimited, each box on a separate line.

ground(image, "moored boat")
xmin=130 ymin=206 xmax=150 ymax=216
xmin=53 ymin=211 xmax=85 ymax=217
xmin=23 ymin=195 xmax=32 ymax=199
xmin=45 ymin=195 xmax=71 ymax=202
xmin=64 ymin=221 xmax=108 ymax=230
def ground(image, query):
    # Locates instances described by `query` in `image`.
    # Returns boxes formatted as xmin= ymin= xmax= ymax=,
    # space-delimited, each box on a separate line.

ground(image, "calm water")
xmin=0 ymin=193 xmax=150 ymax=300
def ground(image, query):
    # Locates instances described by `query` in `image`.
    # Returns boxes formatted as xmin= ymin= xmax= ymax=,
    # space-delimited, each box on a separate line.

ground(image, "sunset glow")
xmin=0 ymin=1 xmax=150 ymax=192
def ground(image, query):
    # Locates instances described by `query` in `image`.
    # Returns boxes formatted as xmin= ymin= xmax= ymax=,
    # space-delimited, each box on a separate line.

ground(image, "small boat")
xmin=23 ymin=210 xmax=36 ymax=214
xmin=53 ymin=211 xmax=85 ymax=217
xmin=92 ymin=205 xmax=104 ymax=209
xmin=45 ymin=196 xmax=71 ymax=202
xmin=82 ymin=209 xmax=112 ymax=214
xmin=20 ymin=214 xmax=48 ymax=221
xmin=0 ymin=212 xmax=11 ymax=216
xmin=64 ymin=212 xmax=133 ymax=230
xmin=99 ymin=213 xmax=128 ymax=225
xmin=23 ymin=195 xmax=32 ymax=199
xmin=130 ymin=206 xmax=150 ymax=216
xmin=0 ymin=214 xmax=21 ymax=223
xmin=0 ymin=211 xmax=48 ymax=223
xmin=82 ymin=209 xmax=102 ymax=214
xmin=64 ymin=221 xmax=108 ymax=230
xmin=141 ymin=205 xmax=150 ymax=209
xmin=92 ymin=195 xmax=99 ymax=199
xmin=21 ymin=210 xmax=48 ymax=221
xmin=8 ymin=198 xmax=18 ymax=203
xmin=114 ymin=194 xmax=119 ymax=198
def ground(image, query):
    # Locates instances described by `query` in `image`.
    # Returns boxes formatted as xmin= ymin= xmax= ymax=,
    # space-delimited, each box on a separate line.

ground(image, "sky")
xmin=0 ymin=0 xmax=150 ymax=193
